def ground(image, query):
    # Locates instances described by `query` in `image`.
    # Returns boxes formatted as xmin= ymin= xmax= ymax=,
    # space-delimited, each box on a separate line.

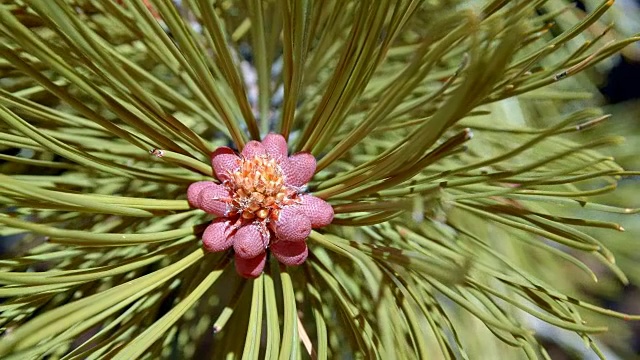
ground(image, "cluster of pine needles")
xmin=0 ymin=0 xmax=639 ymax=358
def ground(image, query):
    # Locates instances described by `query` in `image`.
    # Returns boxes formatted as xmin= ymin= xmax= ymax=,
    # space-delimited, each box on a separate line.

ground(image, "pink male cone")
xmin=235 ymin=252 xmax=267 ymax=278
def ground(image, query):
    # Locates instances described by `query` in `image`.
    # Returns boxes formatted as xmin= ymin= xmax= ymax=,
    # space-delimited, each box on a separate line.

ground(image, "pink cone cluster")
xmin=188 ymin=133 xmax=334 ymax=278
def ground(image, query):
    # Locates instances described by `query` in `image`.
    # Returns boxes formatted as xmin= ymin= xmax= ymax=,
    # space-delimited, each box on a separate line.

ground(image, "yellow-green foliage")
xmin=0 ymin=1 xmax=638 ymax=358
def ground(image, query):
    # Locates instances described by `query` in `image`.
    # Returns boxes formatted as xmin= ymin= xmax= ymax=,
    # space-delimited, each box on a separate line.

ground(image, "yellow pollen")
xmin=256 ymin=208 xmax=269 ymax=219
xmin=226 ymin=154 xmax=298 ymax=222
